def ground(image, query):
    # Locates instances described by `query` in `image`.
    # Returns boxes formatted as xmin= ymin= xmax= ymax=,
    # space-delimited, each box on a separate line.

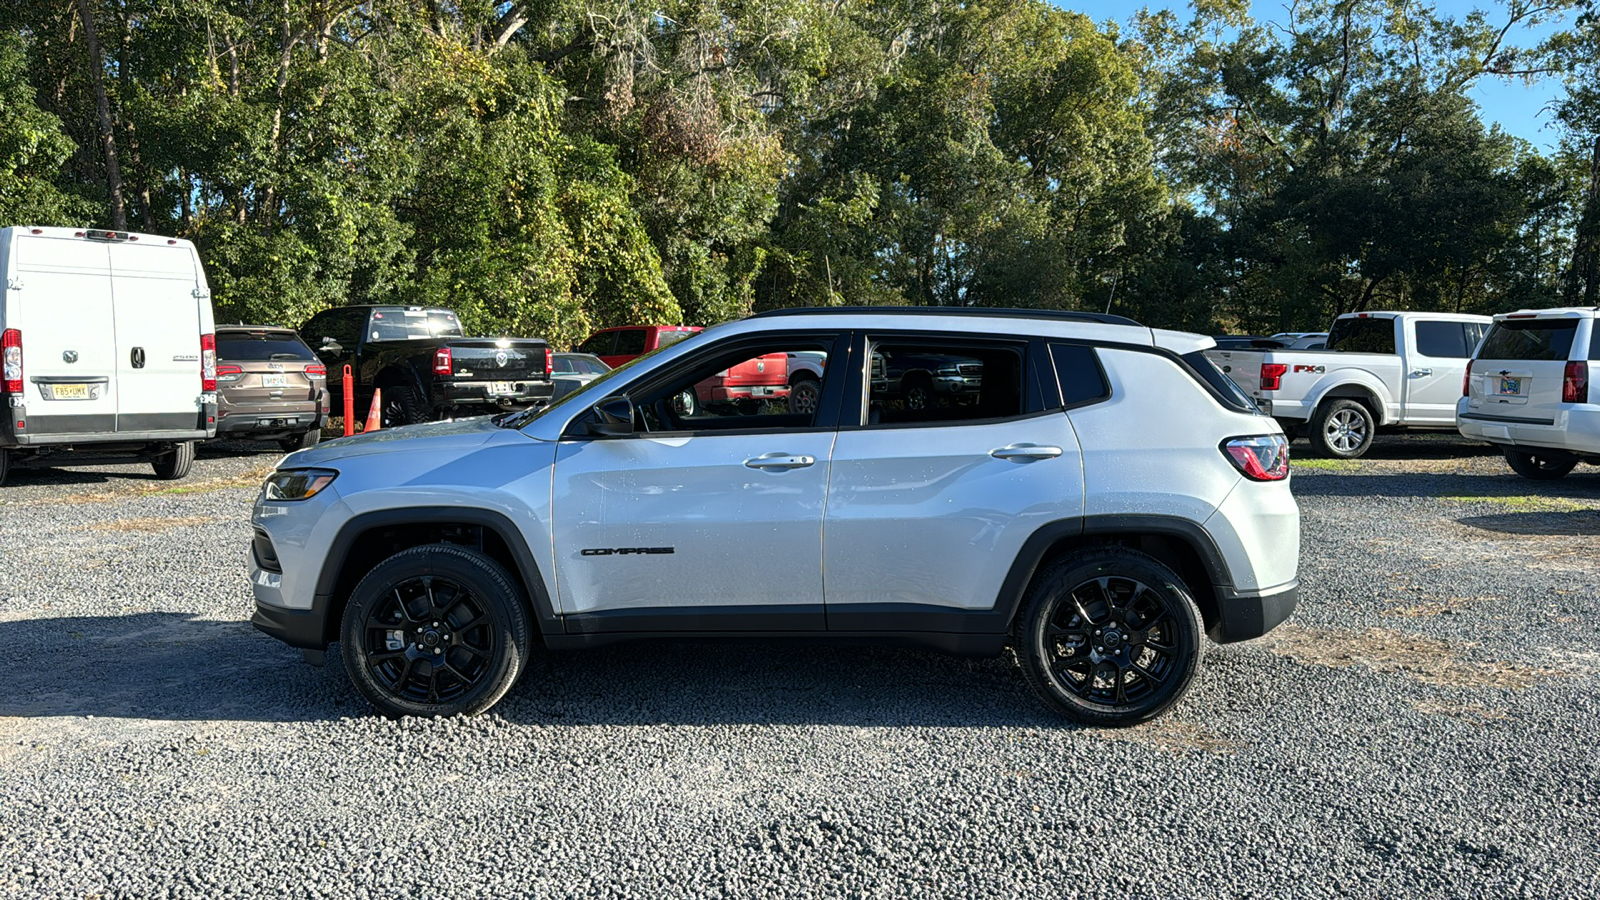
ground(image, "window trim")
xmin=1044 ymin=341 xmax=1113 ymax=412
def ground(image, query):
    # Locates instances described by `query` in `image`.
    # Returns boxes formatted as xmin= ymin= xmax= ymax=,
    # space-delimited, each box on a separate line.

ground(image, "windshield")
xmin=496 ymin=332 xmax=707 ymax=429
xmin=367 ymin=308 xmax=464 ymax=342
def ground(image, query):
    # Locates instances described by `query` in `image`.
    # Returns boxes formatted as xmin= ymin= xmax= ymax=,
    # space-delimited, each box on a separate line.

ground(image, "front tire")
xmin=340 ymin=544 xmax=531 ymax=718
xmin=1308 ymin=398 xmax=1374 ymax=459
xmin=1014 ymin=548 xmax=1203 ymax=727
xmin=1503 ymin=448 xmax=1577 ymax=480
xmin=150 ymin=441 xmax=195 ymax=480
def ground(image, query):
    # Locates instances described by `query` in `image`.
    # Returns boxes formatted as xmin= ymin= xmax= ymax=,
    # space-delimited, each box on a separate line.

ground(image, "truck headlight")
xmin=262 ymin=468 xmax=338 ymax=501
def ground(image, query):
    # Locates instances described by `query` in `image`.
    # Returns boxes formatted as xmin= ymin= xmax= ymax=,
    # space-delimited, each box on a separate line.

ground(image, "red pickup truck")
xmin=576 ymin=325 xmax=701 ymax=367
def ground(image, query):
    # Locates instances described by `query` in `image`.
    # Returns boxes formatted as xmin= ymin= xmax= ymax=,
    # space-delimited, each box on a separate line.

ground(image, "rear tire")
xmin=380 ymin=384 xmax=426 ymax=428
xmin=150 ymin=441 xmax=195 ymax=480
xmin=279 ymin=428 xmax=322 ymax=453
xmin=787 ymin=375 xmax=822 ymax=416
xmin=340 ymin=544 xmax=532 ymax=718
xmin=1503 ymin=448 xmax=1577 ymax=480
xmin=1308 ymin=399 xmax=1374 ymax=459
xmin=1014 ymin=547 xmax=1203 ymax=727
xmin=0 ymin=448 xmax=9 ymax=486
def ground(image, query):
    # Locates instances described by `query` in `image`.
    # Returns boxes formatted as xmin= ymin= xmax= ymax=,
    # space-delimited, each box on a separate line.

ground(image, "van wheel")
xmin=0 ymin=448 xmax=9 ymax=486
xmin=1308 ymin=399 xmax=1374 ymax=458
xmin=1503 ymin=448 xmax=1577 ymax=480
xmin=341 ymin=544 xmax=532 ymax=718
xmin=1014 ymin=547 xmax=1203 ymax=727
xmin=279 ymin=429 xmax=321 ymax=453
xmin=150 ymin=442 xmax=195 ymax=480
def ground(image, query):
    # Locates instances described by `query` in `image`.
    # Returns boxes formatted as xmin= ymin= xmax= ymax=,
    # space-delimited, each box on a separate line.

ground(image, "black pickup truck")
xmin=299 ymin=306 xmax=554 ymax=427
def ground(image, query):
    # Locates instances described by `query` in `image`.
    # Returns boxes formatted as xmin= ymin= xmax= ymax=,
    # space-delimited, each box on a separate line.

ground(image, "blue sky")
xmin=1059 ymin=1 xmax=1572 ymax=151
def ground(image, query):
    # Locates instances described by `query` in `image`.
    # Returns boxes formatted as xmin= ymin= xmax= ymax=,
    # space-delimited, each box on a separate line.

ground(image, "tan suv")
xmin=215 ymin=326 xmax=328 ymax=451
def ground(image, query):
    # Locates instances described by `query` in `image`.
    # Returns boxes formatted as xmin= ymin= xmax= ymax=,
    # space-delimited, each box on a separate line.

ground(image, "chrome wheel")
xmin=1324 ymin=408 xmax=1368 ymax=453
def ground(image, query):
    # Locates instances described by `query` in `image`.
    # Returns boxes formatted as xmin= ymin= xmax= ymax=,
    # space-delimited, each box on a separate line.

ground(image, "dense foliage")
xmin=2 ymin=0 xmax=1598 ymax=341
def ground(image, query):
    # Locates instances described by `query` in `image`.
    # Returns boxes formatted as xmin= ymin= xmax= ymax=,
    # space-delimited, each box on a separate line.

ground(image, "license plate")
xmin=53 ymin=384 xmax=90 ymax=400
xmin=490 ymin=381 xmax=514 ymax=395
xmin=752 ymin=386 xmax=776 ymax=396
xmin=258 ymin=417 xmax=296 ymax=427
xmin=1497 ymin=377 xmax=1521 ymax=395
xmin=262 ymin=374 xmax=287 ymax=387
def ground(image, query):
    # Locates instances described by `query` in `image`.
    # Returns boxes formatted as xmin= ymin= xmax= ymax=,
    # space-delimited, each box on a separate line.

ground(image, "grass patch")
xmin=1443 ymin=495 xmax=1594 ymax=512
xmin=1293 ymin=458 xmax=1361 ymax=472
xmin=84 ymin=516 xmax=219 ymax=534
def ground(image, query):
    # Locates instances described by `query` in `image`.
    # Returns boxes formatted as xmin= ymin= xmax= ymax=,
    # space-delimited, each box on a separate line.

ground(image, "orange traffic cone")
xmin=363 ymin=388 xmax=383 ymax=433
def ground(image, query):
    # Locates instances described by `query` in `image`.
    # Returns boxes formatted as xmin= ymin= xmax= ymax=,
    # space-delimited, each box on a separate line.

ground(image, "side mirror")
xmin=320 ymin=338 xmax=343 ymax=353
xmin=587 ymin=395 xmax=635 ymax=436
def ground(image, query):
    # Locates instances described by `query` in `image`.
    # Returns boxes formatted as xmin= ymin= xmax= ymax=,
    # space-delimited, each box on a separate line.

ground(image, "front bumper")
xmin=1209 ymin=579 xmax=1300 ymax=643
xmin=252 ymin=596 xmax=329 ymax=650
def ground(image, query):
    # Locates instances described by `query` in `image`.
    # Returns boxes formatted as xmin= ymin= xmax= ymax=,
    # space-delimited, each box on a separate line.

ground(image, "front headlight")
xmin=262 ymin=468 xmax=339 ymax=501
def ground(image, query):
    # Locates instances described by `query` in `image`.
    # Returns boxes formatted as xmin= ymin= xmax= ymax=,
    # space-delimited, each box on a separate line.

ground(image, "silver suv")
xmin=250 ymin=308 xmax=1301 ymax=726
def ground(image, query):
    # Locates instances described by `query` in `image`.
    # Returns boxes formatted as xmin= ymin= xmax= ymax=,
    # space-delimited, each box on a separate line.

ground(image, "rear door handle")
xmin=990 ymin=444 xmax=1063 ymax=461
xmin=744 ymin=453 xmax=816 ymax=470
xmin=1410 ymin=368 xmax=1433 ymax=377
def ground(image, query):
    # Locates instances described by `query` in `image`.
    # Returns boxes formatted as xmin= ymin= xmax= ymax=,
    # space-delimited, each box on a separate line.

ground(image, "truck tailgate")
xmin=446 ymin=341 xmax=547 ymax=381
xmin=1205 ymin=349 xmax=1266 ymax=395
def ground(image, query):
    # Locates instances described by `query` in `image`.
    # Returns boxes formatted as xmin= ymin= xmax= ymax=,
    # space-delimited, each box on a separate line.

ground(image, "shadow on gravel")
xmin=0 ymin=613 xmax=1072 ymax=727
xmin=1293 ymin=471 xmax=1600 ymax=500
xmin=1338 ymin=435 xmax=1501 ymax=461
xmin=1 ymin=613 xmax=352 ymax=723
xmin=1458 ymin=510 xmax=1600 ymax=536
xmin=1 ymin=440 xmax=283 ymax=489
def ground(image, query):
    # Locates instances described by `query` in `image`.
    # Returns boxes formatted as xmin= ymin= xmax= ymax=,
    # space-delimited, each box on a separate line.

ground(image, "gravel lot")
xmin=2 ymin=434 xmax=1598 ymax=898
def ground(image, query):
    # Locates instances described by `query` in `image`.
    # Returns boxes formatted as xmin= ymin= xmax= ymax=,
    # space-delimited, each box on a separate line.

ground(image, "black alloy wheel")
xmin=341 ymin=544 xmax=531 ymax=717
xmin=904 ymin=378 xmax=932 ymax=410
xmin=1016 ymin=548 xmax=1202 ymax=727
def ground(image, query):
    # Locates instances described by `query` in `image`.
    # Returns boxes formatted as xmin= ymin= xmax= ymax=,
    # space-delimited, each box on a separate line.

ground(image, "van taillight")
xmin=1564 ymin=361 xmax=1589 ymax=404
xmin=545 ymin=346 xmax=553 ymax=374
xmin=1463 ymin=359 xmax=1473 ymax=398
xmin=304 ymin=364 xmax=326 ymax=378
xmin=1259 ymin=363 xmax=1288 ymax=391
xmin=2 ymin=329 xmax=21 ymax=394
xmin=201 ymin=333 xmax=216 ymax=391
xmin=434 ymin=347 xmax=452 ymax=376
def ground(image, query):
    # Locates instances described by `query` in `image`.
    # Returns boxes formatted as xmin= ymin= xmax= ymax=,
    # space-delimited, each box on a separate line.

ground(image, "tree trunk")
xmin=74 ymin=0 xmax=126 ymax=230
xmin=1567 ymin=135 xmax=1600 ymax=306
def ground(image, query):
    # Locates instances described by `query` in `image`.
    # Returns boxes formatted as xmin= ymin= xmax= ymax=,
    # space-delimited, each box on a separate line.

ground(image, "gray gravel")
xmin=2 ymin=434 xmax=1598 ymax=898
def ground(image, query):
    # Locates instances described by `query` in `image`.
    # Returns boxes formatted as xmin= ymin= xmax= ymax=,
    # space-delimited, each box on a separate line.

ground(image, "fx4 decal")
xmin=1292 ymin=365 xmax=1325 ymax=374
xmin=581 ymin=547 xmax=676 ymax=556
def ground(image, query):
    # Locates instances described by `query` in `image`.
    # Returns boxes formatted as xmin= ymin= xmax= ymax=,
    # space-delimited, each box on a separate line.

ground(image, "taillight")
xmin=1463 ymin=359 xmax=1473 ymax=397
xmin=1259 ymin=363 xmax=1288 ymax=391
xmin=434 ymin=347 xmax=452 ymax=376
xmin=216 ymin=364 xmax=244 ymax=383
xmin=201 ymin=333 xmax=216 ymax=392
xmin=304 ymin=364 xmax=326 ymax=378
xmin=1564 ymin=361 xmax=1589 ymax=404
xmin=545 ymin=346 xmax=553 ymax=374
xmin=2 ymin=329 xmax=21 ymax=394
xmin=1223 ymin=434 xmax=1290 ymax=481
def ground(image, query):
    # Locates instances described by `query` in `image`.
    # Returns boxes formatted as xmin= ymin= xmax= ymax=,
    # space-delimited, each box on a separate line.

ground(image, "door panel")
xmin=823 ymin=412 xmax=1083 ymax=614
xmin=551 ymin=432 xmax=835 ymax=623
xmin=107 ymin=243 xmax=202 ymax=430
xmin=1402 ymin=319 xmax=1474 ymax=425
xmin=11 ymin=237 xmax=119 ymax=434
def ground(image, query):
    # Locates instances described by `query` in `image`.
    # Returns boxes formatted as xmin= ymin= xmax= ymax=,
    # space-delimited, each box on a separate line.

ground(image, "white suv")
xmin=249 ymin=308 xmax=1301 ymax=726
xmin=1459 ymin=307 xmax=1599 ymax=479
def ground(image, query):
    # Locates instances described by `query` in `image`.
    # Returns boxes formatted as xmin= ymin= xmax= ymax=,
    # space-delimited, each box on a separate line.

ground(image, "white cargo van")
xmin=0 ymin=226 xmax=218 ymax=486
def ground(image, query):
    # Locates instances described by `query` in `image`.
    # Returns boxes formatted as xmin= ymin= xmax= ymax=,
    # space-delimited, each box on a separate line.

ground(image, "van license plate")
xmin=261 ymin=374 xmax=287 ymax=387
xmin=1498 ymin=377 xmax=1521 ymax=395
xmin=52 ymin=384 xmax=90 ymax=400
xmin=490 ymin=381 xmax=514 ymax=395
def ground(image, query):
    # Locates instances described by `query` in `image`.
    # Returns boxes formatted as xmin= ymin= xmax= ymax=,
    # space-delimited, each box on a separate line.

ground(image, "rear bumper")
xmin=1210 ymin=579 xmax=1300 ymax=644
xmin=217 ymin=402 xmax=323 ymax=436
xmin=437 ymin=380 xmax=555 ymax=408
xmin=2 ymin=398 xmax=216 ymax=447
xmin=1458 ymin=404 xmax=1600 ymax=457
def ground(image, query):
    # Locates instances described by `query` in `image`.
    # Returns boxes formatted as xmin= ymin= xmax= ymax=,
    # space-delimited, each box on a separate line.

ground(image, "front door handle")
xmin=744 ymin=452 xmax=816 ymax=470
xmin=1410 ymin=368 xmax=1433 ymax=377
xmin=991 ymin=444 xmax=1063 ymax=461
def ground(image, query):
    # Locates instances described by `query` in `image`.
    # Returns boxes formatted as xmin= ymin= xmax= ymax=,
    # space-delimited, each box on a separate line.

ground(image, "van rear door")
xmin=11 ymin=233 xmax=119 ymax=435
xmin=108 ymin=242 xmax=206 ymax=433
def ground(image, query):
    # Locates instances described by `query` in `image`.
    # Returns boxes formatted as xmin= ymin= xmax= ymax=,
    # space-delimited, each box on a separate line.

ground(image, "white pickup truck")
xmin=1207 ymin=311 xmax=1491 ymax=458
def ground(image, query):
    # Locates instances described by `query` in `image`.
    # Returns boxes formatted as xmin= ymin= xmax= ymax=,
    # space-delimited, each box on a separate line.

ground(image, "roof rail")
xmin=750 ymin=306 xmax=1144 ymax=327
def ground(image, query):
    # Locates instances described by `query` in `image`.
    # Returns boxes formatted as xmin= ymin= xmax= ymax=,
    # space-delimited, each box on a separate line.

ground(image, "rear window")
xmin=657 ymin=329 xmax=696 ymax=348
xmin=1477 ymin=319 xmax=1579 ymax=361
xmin=367 ymin=309 xmax=464 ymax=341
xmin=614 ymin=329 xmax=648 ymax=356
xmin=217 ymin=334 xmax=316 ymax=361
xmin=1414 ymin=321 xmax=1481 ymax=358
xmin=1325 ymin=317 xmax=1396 ymax=354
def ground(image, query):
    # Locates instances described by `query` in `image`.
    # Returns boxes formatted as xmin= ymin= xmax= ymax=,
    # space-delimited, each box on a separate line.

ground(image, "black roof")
xmin=750 ymin=306 xmax=1142 ymax=327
